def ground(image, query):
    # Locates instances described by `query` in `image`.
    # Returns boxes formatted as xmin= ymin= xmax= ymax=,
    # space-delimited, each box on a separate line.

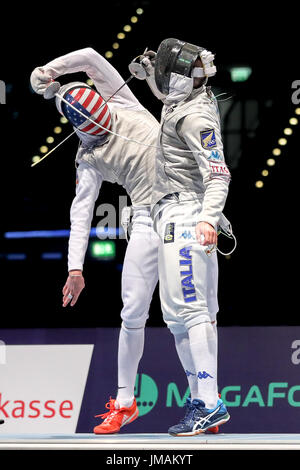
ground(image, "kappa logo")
xmin=207 ymin=150 xmax=223 ymax=162
xmin=200 ymin=129 xmax=217 ymax=149
xmin=198 ymin=371 xmax=213 ymax=379
xmin=186 ymin=370 xmax=196 ymax=377
xmin=179 ymin=230 xmax=195 ymax=240
xmin=186 ymin=370 xmax=213 ymax=379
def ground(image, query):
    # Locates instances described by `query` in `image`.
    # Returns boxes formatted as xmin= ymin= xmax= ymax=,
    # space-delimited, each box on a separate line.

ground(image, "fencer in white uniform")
xmin=30 ymin=47 xmax=160 ymax=433
xmin=137 ymin=39 xmax=232 ymax=435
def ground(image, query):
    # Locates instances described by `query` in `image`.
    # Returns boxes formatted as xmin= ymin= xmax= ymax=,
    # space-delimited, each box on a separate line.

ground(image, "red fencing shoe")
xmin=94 ymin=397 xmax=139 ymax=434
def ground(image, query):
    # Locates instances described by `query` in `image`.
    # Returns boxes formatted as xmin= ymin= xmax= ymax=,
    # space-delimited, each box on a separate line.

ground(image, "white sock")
xmin=173 ymin=331 xmax=198 ymax=400
xmin=116 ymin=324 xmax=144 ymax=408
xmin=188 ymin=321 xmax=218 ymax=409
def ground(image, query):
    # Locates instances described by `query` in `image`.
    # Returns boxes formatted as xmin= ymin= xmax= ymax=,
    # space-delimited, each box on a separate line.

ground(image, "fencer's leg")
xmin=157 ymin=222 xmax=199 ymax=400
xmin=172 ymin=324 xmax=218 ymax=407
xmin=156 ymin=200 xmax=219 ymax=409
xmin=188 ymin=321 xmax=218 ymax=409
xmin=117 ymin=226 xmax=159 ymax=408
xmin=117 ymin=325 xmax=145 ymax=408
xmin=173 ymin=331 xmax=199 ymax=400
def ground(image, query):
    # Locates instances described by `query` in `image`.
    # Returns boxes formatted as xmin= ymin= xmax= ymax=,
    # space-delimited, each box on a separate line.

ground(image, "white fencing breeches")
xmin=153 ymin=194 xmax=219 ymax=335
xmin=117 ymin=207 xmax=159 ymax=406
xmin=120 ymin=207 xmax=160 ymax=329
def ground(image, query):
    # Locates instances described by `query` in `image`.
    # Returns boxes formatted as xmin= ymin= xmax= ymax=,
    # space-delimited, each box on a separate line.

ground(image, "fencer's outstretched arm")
xmin=68 ymin=161 xmax=103 ymax=272
xmin=32 ymin=47 xmax=143 ymax=110
xmin=62 ymin=162 xmax=101 ymax=308
xmin=178 ymin=113 xmax=230 ymax=230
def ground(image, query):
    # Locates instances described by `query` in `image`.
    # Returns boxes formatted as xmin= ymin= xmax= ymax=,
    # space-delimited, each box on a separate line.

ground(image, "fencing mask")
xmin=55 ymin=82 xmax=112 ymax=137
xmin=154 ymin=38 xmax=216 ymax=104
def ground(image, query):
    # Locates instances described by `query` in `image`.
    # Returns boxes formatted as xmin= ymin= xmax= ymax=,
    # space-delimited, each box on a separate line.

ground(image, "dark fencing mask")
xmin=154 ymin=38 xmax=216 ymax=101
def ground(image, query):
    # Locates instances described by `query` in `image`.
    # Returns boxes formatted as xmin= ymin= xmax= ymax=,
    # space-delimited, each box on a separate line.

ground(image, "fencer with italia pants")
xmin=145 ymin=39 xmax=231 ymax=410
xmin=30 ymin=47 xmax=160 ymax=409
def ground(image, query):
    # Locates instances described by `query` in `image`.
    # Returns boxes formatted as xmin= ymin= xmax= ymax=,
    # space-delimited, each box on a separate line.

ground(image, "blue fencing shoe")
xmin=168 ymin=397 xmax=230 ymax=436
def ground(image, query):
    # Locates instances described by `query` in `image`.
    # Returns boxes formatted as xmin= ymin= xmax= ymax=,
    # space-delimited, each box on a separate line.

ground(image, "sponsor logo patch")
xmin=209 ymin=162 xmax=230 ymax=179
xmin=200 ymin=129 xmax=217 ymax=149
xmin=164 ymin=223 xmax=175 ymax=244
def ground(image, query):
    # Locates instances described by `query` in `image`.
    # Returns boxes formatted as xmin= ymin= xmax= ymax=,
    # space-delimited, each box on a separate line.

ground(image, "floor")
xmin=1 ymin=433 xmax=300 ymax=450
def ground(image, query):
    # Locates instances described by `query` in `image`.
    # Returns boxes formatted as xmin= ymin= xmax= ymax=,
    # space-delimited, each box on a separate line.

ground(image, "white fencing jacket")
xmin=151 ymin=86 xmax=231 ymax=229
xmin=42 ymin=48 xmax=159 ymax=271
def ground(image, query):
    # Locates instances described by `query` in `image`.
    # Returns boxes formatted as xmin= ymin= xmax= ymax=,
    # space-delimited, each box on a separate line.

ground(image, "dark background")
xmin=0 ymin=1 xmax=297 ymax=328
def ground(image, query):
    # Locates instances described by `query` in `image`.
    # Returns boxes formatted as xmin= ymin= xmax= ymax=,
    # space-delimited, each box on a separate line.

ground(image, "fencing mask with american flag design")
xmin=55 ymin=82 xmax=111 ymax=136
